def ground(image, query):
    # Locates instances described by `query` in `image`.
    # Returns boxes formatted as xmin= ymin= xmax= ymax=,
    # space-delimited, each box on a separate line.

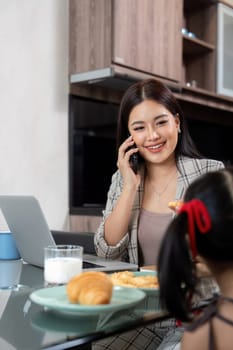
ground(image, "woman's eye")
xmin=134 ymin=126 xmax=144 ymax=131
xmin=156 ymin=119 xmax=168 ymax=127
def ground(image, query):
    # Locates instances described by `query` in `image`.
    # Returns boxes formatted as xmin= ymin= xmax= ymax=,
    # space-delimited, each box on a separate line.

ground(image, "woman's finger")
xmin=118 ymin=137 xmax=135 ymax=158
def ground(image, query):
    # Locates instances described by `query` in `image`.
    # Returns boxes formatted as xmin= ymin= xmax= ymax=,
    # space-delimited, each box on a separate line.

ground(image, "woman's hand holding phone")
xmin=104 ymin=136 xmax=140 ymax=246
xmin=117 ymin=136 xmax=140 ymax=189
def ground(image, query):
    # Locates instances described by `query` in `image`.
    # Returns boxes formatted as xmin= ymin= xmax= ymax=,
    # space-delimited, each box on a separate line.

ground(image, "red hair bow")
xmin=179 ymin=199 xmax=212 ymax=258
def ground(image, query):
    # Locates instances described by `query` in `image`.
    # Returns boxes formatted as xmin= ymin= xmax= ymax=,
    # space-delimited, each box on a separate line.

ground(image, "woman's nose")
xmin=147 ymin=126 xmax=159 ymax=140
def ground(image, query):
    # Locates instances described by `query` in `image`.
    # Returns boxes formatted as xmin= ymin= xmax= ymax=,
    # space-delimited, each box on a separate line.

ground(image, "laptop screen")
xmin=0 ymin=196 xmax=138 ymax=272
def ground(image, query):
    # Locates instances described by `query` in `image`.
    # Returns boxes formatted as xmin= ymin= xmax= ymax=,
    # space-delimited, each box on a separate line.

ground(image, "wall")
xmin=0 ymin=1 xmax=69 ymax=230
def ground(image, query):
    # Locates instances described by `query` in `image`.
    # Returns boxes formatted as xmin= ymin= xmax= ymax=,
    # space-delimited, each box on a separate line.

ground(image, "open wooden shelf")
xmin=183 ymin=35 xmax=215 ymax=56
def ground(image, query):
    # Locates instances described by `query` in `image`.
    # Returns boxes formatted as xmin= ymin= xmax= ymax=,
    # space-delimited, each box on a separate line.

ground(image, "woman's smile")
xmin=144 ymin=142 xmax=166 ymax=153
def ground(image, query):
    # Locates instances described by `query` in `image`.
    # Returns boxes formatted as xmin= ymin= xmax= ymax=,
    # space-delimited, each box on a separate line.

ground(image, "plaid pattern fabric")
xmin=94 ymin=156 xmax=224 ymax=265
xmin=92 ymin=319 xmax=183 ymax=350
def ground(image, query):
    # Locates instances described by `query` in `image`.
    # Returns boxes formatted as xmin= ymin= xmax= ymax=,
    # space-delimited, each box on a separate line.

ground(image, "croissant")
xmin=66 ymin=271 xmax=113 ymax=305
xmin=168 ymin=200 xmax=183 ymax=211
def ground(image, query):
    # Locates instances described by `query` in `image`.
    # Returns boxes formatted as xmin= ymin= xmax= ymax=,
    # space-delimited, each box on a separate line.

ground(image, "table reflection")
xmin=0 ymin=260 xmax=22 ymax=290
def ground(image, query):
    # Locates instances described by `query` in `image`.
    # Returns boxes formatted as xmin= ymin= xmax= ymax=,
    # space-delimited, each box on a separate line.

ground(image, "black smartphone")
xmin=129 ymin=145 xmax=139 ymax=174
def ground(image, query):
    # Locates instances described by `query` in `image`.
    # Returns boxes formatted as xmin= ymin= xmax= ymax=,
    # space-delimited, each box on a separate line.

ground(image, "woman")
xmin=93 ymin=79 xmax=224 ymax=350
xmin=94 ymin=78 xmax=224 ymax=267
xmin=158 ymin=168 xmax=233 ymax=350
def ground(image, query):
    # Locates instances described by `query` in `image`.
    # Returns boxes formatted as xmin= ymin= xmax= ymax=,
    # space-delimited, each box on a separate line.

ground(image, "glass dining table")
xmin=0 ymin=260 xmax=169 ymax=350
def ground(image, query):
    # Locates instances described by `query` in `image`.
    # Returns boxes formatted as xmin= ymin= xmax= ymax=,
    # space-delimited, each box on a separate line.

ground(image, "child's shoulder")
xmin=182 ymin=298 xmax=218 ymax=350
xmin=182 ymin=322 xmax=209 ymax=350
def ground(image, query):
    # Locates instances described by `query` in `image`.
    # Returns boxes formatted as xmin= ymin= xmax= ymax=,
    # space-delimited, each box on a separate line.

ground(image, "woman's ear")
xmin=175 ymin=114 xmax=181 ymax=133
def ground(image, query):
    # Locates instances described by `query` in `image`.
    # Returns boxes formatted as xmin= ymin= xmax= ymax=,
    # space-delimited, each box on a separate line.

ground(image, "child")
xmin=158 ymin=167 xmax=233 ymax=350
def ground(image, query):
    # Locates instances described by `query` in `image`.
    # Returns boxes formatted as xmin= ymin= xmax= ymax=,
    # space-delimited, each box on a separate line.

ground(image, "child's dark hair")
xmin=158 ymin=167 xmax=233 ymax=322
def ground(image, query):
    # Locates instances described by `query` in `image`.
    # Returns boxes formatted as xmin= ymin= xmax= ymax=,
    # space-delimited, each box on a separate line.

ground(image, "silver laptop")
xmin=0 ymin=196 xmax=138 ymax=272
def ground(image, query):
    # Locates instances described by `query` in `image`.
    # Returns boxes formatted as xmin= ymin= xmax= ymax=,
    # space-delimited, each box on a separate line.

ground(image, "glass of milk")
xmin=44 ymin=245 xmax=83 ymax=286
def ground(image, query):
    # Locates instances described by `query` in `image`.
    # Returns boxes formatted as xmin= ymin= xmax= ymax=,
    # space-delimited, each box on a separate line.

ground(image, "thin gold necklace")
xmin=149 ymin=169 xmax=177 ymax=199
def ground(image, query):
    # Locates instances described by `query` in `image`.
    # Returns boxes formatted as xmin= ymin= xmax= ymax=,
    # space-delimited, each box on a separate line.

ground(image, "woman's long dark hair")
xmin=116 ymin=79 xmax=202 ymax=165
xmin=158 ymin=167 xmax=233 ymax=322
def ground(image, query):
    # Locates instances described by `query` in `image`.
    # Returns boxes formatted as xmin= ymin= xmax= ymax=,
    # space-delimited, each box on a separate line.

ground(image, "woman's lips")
xmin=145 ymin=142 xmax=165 ymax=153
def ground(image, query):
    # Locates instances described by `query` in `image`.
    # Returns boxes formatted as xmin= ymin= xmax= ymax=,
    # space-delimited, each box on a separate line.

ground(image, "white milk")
xmin=44 ymin=257 xmax=82 ymax=284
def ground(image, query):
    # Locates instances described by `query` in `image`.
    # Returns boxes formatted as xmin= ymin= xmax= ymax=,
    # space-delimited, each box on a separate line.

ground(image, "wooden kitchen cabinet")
xmin=112 ymin=0 xmax=182 ymax=82
xmin=69 ymin=0 xmax=112 ymax=75
xmin=69 ymin=0 xmax=182 ymax=84
xmin=69 ymin=0 xmax=233 ymax=104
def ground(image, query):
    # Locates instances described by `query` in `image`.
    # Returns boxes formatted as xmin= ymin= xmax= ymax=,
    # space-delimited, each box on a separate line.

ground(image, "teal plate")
xmin=30 ymin=285 xmax=146 ymax=316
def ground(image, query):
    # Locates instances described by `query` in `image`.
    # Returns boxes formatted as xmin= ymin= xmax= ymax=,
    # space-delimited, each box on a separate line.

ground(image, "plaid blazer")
xmin=94 ymin=156 xmax=224 ymax=265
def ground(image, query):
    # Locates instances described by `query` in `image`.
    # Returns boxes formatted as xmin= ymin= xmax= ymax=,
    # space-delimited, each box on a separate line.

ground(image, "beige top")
xmin=138 ymin=208 xmax=173 ymax=266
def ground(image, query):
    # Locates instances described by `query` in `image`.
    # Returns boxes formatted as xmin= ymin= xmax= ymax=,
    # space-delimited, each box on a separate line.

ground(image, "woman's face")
xmin=128 ymin=99 xmax=180 ymax=165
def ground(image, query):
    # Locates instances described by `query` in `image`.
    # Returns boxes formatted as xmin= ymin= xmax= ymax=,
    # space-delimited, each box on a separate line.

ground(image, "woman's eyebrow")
xmin=154 ymin=113 xmax=169 ymax=120
xmin=130 ymin=120 xmax=144 ymax=126
xmin=130 ymin=113 xmax=169 ymax=126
